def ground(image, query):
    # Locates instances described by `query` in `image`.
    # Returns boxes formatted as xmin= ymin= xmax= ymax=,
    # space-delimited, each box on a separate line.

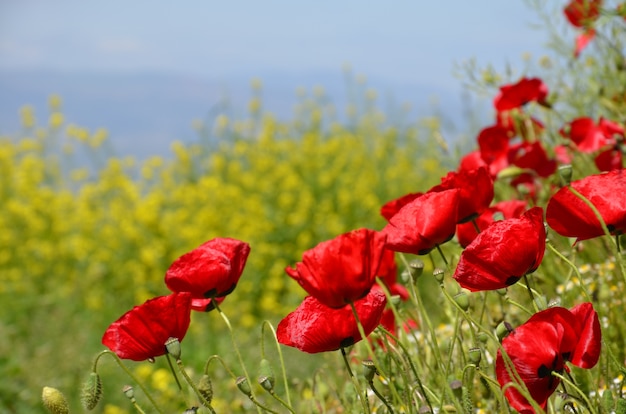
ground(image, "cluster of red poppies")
xmin=99 ymin=1 xmax=625 ymax=411
xmin=563 ymin=0 xmax=626 ymax=57
xmin=102 ymin=238 xmax=251 ymax=361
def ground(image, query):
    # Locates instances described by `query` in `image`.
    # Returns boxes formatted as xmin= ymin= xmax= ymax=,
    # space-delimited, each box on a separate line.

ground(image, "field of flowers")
xmin=5 ymin=1 xmax=626 ymax=413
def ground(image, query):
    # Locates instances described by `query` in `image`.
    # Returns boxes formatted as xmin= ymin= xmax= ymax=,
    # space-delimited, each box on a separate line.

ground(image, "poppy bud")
xmin=81 ymin=372 xmax=102 ymax=410
xmin=558 ymin=164 xmax=573 ymax=186
xmin=236 ymin=376 xmax=252 ymax=397
xmin=165 ymin=337 xmax=182 ymax=360
xmin=468 ymin=347 xmax=482 ymax=365
xmin=496 ymin=321 xmax=513 ymax=341
xmin=453 ymin=291 xmax=470 ymax=311
xmin=257 ymin=359 xmax=275 ymax=391
xmin=449 ymin=379 xmax=462 ymax=400
xmin=362 ymin=359 xmax=377 ymax=383
xmin=616 ymin=398 xmax=626 ymax=414
xmin=42 ymin=387 xmax=69 ymax=414
xmin=476 ymin=332 xmax=489 ymax=344
xmin=197 ymin=374 xmax=213 ymax=404
xmin=433 ymin=268 xmax=445 ymax=284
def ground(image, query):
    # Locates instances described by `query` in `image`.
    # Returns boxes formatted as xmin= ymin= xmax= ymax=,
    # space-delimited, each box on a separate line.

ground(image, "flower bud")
xmin=433 ymin=268 xmax=445 ymax=284
xmin=236 ymin=376 xmax=252 ymax=397
xmin=496 ymin=321 xmax=513 ymax=341
xmin=258 ymin=359 xmax=275 ymax=392
xmin=165 ymin=337 xmax=182 ymax=360
xmin=197 ymin=374 xmax=213 ymax=405
xmin=449 ymin=379 xmax=462 ymax=400
xmin=558 ymin=164 xmax=573 ymax=187
xmin=468 ymin=347 xmax=482 ymax=365
xmin=81 ymin=372 xmax=102 ymax=410
xmin=42 ymin=387 xmax=69 ymax=414
xmin=362 ymin=359 xmax=377 ymax=383
xmin=476 ymin=332 xmax=489 ymax=344
xmin=453 ymin=291 xmax=470 ymax=311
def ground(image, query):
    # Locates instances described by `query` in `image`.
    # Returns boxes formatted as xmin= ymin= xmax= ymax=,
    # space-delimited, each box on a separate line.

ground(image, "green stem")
xmin=340 ymin=347 xmax=370 ymax=414
xmin=368 ymin=380 xmax=395 ymax=414
xmin=93 ymin=350 xmax=164 ymax=414
xmin=261 ymin=320 xmax=292 ymax=406
xmin=176 ymin=358 xmax=216 ymax=414
xmin=212 ymin=300 xmax=262 ymax=414
xmin=552 ymin=371 xmax=597 ymax=414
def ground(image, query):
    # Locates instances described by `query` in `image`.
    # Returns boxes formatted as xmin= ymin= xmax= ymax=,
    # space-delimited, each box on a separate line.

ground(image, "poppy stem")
xmin=522 ymin=274 xmax=539 ymax=312
xmin=348 ymin=301 xmax=381 ymax=369
xmin=93 ymin=350 xmax=165 ymax=414
xmin=211 ymin=300 xmax=262 ymax=414
xmin=551 ymin=371 xmax=598 ymax=414
xmin=204 ymin=354 xmax=236 ymax=379
xmin=435 ymin=244 xmax=449 ymax=267
xmin=367 ymin=379 xmax=395 ymax=414
xmin=165 ymin=353 xmax=185 ymax=394
xmin=545 ymin=241 xmax=593 ymax=302
xmin=377 ymin=326 xmax=434 ymax=411
xmin=260 ymin=320 xmax=292 ymax=407
xmin=340 ymin=346 xmax=370 ymax=414
xmin=175 ymin=358 xmax=216 ymax=414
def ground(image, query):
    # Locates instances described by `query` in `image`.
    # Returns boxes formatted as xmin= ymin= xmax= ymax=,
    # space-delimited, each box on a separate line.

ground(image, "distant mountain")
xmin=0 ymin=69 xmax=487 ymax=159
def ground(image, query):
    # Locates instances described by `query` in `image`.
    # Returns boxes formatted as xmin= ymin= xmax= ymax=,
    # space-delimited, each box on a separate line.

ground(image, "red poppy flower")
xmin=276 ymin=289 xmax=387 ymax=353
xmin=564 ymin=0 xmax=602 ymax=28
xmin=382 ymin=189 xmax=460 ymax=255
xmin=380 ymin=192 xmax=423 ymax=221
xmin=575 ymin=28 xmax=596 ymax=57
xmin=508 ymin=141 xmax=557 ymax=179
xmin=453 ymin=207 xmax=545 ymax=291
xmin=493 ymin=78 xmax=549 ymax=112
xmin=496 ymin=110 xmax=545 ymax=140
xmin=428 ymin=167 xmax=494 ymax=223
xmin=496 ymin=303 xmax=601 ymax=412
xmin=477 ymin=125 xmax=511 ymax=175
xmin=559 ymin=117 xmax=617 ymax=153
xmin=546 ymin=170 xmax=626 ymax=241
xmin=286 ymin=228 xmax=386 ymax=308
xmin=456 ymin=200 xmax=528 ymax=248
xmin=191 ymin=296 xmax=225 ymax=312
xmin=595 ymin=147 xmax=623 ymax=171
xmin=165 ymin=237 xmax=251 ymax=299
xmin=102 ymin=292 xmax=192 ymax=361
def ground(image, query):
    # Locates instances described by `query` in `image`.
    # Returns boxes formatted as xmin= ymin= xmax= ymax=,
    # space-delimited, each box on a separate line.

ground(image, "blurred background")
xmin=0 ymin=0 xmax=549 ymax=158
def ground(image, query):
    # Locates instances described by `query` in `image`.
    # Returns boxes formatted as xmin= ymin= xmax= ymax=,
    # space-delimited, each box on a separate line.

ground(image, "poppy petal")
xmin=102 ymin=292 xmax=192 ymax=361
xmin=546 ymin=170 xmax=626 ymax=241
xmin=453 ymin=207 xmax=545 ymax=291
xmin=382 ymin=189 xmax=460 ymax=255
xmin=276 ymin=289 xmax=387 ymax=353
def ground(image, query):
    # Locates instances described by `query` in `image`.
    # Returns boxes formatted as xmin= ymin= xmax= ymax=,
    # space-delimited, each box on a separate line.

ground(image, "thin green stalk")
xmin=367 ymin=379 xmax=395 ymax=414
xmin=93 ymin=350 xmax=164 ymax=414
xmin=348 ymin=301 xmax=382 ymax=370
xmin=212 ymin=300 xmax=262 ymax=414
xmin=340 ymin=346 xmax=370 ymax=414
xmin=546 ymin=241 xmax=593 ymax=302
xmin=176 ymin=358 xmax=216 ymax=414
xmin=552 ymin=371 xmax=598 ymax=414
xmin=260 ymin=320 xmax=292 ymax=406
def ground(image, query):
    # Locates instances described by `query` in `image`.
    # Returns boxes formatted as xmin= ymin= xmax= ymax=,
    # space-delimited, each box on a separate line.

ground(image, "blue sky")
xmin=0 ymin=1 xmax=553 ymax=89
